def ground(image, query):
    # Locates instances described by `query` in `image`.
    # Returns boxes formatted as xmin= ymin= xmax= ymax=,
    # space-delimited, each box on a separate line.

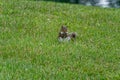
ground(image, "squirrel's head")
xmin=60 ymin=25 xmax=67 ymax=33
xmin=59 ymin=26 xmax=68 ymax=38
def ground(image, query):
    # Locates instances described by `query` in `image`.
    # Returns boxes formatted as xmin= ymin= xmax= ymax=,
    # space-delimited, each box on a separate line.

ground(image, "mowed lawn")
xmin=0 ymin=0 xmax=120 ymax=79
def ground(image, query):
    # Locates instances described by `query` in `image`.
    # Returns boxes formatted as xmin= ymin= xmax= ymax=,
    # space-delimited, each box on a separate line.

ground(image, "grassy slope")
xmin=0 ymin=0 xmax=120 ymax=79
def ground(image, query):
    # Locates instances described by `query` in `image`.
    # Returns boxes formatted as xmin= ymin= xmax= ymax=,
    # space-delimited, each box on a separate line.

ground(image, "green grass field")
xmin=0 ymin=0 xmax=120 ymax=79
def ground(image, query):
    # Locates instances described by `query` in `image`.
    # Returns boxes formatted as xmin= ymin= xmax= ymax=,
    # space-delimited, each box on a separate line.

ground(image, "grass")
xmin=0 ymin=0 xmax=120 ymax=79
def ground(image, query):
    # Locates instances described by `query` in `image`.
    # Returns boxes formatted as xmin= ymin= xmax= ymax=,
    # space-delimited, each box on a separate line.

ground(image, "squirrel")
xmin=58 ymin=25 xmax=77 ymax=42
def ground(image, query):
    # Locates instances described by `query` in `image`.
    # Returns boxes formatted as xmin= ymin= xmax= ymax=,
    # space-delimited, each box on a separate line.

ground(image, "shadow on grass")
xmin=33 ymin=0 xmax=79 ymax=4
xmin=32 ymin=0 xmax=120 ymax=8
